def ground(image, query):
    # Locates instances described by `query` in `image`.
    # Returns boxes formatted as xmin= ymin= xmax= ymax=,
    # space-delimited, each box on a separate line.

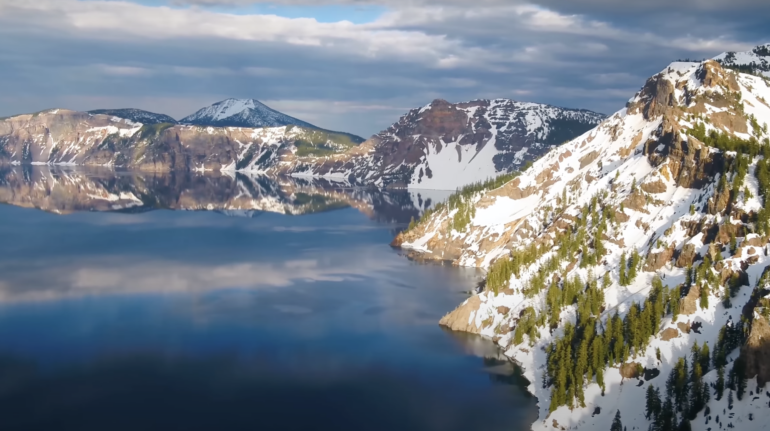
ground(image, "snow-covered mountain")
xmin=87 ymin=108 xmax=177 ymax=125
xmin=393 ymin=44 xmax=770 ymax=430
xmin=0 ymin=99 xmax=602 ymax=191
xmin=288 ymin=99 xmax=605 ymax=190
xmin=180 ymin=98 xmax=316 ymax=129
xmin=715 ymin=43 xmax=770 ymax=77
xmin=0 ymin=110 xmax=361 ymax=171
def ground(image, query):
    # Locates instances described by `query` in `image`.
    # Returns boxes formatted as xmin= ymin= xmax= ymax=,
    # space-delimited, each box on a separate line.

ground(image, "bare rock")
xmin=641 ymin=179 xmax=667 ymax=194
xmin=680 ymin=285 xmax=701 ymax=316
xmin=661 ymin=327 xmax=681 ymax=341
xmin=620 ymin=362 xmax=642 ymax=379
xmin=439 ymin=295 xmax=483 ymax=333
xmin=675 ymin=243 xmax=700 ymax=268
xmin=645 ymin=245 xmax=675 ymax=271
xmin=677 ymin=321 xmax=692 ymax=334
xmin=742 ymin=315 xmax=770 ymax=386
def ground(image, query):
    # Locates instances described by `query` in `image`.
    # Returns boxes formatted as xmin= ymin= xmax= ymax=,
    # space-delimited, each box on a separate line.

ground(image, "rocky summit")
xmin=288 ymin=99 xmax=604 ymax=190
xmin=393 ymin=44 xmax=770 ymax=430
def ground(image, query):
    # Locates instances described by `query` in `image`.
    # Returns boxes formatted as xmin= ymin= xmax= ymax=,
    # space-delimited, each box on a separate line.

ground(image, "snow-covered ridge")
xmin=288 ymin=98 xmax=605 ymax=190
xmin=87 ymin=108 xmax=177 ymax=125
xmin=396 ymin=46 xmax=770 ymax=431
xmin=714 ymin=44 xmax=770 ymax=77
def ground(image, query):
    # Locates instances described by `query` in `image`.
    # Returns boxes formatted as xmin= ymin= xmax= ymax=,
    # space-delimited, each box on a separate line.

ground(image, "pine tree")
xmin=602 ymin=272 xmax=611 ymax=290
xmin=646 ymin=384 xmax=661 ymax=419
xmin=629 ymin=249 xmax=639 ymax=281
xmin=699 ymin=343 xmax=710 ymax=374
xmin=699 ymin=283 xmax=709 ymax=310
xmin=611 ymin=410 xmax=623 ymax=431
xmin=715 ymin=366 xmax=725 ymax=400
xmin=619 ymin=253 xmax=628 ymax=286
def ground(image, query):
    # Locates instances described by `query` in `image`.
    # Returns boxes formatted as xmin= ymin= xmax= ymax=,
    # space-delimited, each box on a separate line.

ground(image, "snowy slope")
xmin=394 ymin=46 xmax=770 ymax=431
xmin=289 ymin=98 xmax=605 ymax=190
xmin=180 ymin=98 xmax=317 ymax=129
xmin=88 ymin=108 xmax=177 ymax=125
xmin=714 ymin=44 xmax=770 ymax=77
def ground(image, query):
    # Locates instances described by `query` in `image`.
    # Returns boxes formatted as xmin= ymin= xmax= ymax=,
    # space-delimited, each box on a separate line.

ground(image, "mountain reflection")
xmin=0 ymin=166 xmax=450 ymax=224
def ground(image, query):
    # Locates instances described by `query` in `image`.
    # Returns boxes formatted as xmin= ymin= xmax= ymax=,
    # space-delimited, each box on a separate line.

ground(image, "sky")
xmin=0 ymin=0 xmax=768 ymax=137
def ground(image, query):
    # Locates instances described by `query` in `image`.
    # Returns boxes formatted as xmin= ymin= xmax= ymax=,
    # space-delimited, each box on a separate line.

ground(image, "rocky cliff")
xmin=395 ymin=46 xmax=770 ymax=430
xmin=288 ymin=99 xmax=604 ymax=190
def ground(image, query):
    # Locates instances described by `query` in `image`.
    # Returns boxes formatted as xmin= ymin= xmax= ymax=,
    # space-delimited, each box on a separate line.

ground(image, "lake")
xmin=0 ymin=166 xmax=537 ymax=431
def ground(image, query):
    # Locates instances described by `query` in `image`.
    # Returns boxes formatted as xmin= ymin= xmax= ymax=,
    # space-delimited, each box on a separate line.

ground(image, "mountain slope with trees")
xmin=393 ymin=45 xmax=770 ymax=430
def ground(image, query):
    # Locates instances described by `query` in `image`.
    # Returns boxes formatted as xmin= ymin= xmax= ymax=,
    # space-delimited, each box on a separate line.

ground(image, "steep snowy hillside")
xmin=715 ymin=44 xmax=770 ymax=77
xmin=394 ymin=46 xmax=770 ymax=430
xmin=181 ymin=98 xmax=315 ymax=129
xmin=87 ymin=108 xmax=178 ymax=125
xmin=288 ymin=99 xmax=604 ymax=190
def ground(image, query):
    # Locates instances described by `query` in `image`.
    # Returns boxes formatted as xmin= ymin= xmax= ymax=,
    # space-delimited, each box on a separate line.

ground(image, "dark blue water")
xmin=0 ymin=170 xmax=537 ymax=431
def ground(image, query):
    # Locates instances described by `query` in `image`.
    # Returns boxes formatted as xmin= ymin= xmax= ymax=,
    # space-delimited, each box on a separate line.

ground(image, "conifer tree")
xmin=619 ymin=253 xmax=628 ymax=286
xmin=699 ymin=283 xmax=709 ymax=310
xmin=629 ymin=249 xmax=639 ymax=281
xmin=610 ymin=410 xmax=623 ymax=431
xmin=646 ymin=384 xmax=661 ymax=419
xmin=699 ymin=343 xmax=710 ymax=374
xmin=715 ymin=366 xmax=725 ymax=400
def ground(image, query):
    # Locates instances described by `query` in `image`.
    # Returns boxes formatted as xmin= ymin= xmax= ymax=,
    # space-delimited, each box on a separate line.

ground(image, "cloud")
xmin=0 ymin=0 xmax=766 ymax=136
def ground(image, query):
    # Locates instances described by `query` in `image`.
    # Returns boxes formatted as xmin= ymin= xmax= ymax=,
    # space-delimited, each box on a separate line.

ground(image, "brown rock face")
xmin=696 ymin=60 xmax=740 ymax=92
xmin=627 ymin=74 xmax=676 ymax=120
xmin=620 ymin=362 xmax=642 ymax=379
xmin=622 ymin=190 xmax=647 ymax=212
xmin=641 ymin=179 xmax=667 ymax=194
xmin=675 ymin=243 xmax=700 ymax=268
xmin=680 ymin=285 xmax=701 ymax=316
xmin=661 ymin=327 xmax=681 ymax=341
xmin=645 ymin=246 xmax=675 ymax=271
xmin=677 ymin=321 xmax=692 ymax=334
xmin=708 ymin=187 xmax=731 ymax=214
xmin=438 ymin=295 xmax=483 ymax=333
xmin=741 ymin=315 xmax=770 ymax=386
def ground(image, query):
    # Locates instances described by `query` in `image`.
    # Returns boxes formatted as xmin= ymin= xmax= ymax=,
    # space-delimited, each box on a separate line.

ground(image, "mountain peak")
xmin=180 ymin=98 xmax=316 ymax=129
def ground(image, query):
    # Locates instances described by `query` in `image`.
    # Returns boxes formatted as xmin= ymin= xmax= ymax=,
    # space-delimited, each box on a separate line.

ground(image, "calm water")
xmin=0 ymin=167 xmax=537 ymax=431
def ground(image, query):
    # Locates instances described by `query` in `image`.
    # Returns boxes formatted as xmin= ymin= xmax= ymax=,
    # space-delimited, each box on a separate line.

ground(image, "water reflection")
xmin=0 ymin=165 xmax=452 ymax=224
xmin=0 ymin=168 xmax=538 ymax=431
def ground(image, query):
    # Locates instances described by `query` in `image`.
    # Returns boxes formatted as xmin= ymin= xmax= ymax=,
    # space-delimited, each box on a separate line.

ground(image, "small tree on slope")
xmin=610 ymin=410 xmax=623 ymax=431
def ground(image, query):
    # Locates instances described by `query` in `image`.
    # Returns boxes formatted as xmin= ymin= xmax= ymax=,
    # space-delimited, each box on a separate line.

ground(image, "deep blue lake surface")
xmin=0 ymin=168 xmax=537 ymax=431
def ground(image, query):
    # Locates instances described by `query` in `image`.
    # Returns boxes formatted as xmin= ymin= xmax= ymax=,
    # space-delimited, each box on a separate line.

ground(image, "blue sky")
xmin=0 ymin=0 xmax=767 ymax=137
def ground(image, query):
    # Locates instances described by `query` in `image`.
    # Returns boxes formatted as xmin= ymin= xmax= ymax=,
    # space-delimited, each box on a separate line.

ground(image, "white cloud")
xmin=0 ymin=0 xmax=765 ymax=136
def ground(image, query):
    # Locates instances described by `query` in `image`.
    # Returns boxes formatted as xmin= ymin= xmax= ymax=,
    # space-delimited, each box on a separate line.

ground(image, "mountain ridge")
xmin=87 ymin=108 xmax=178 ymax=125
xmin=287 ymin=98 xmax=605 ymax=190
xmin=0 ymin=98 xmax=603 ymax=191
xmin=394 ymin=44 xmax=770 ymax=430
